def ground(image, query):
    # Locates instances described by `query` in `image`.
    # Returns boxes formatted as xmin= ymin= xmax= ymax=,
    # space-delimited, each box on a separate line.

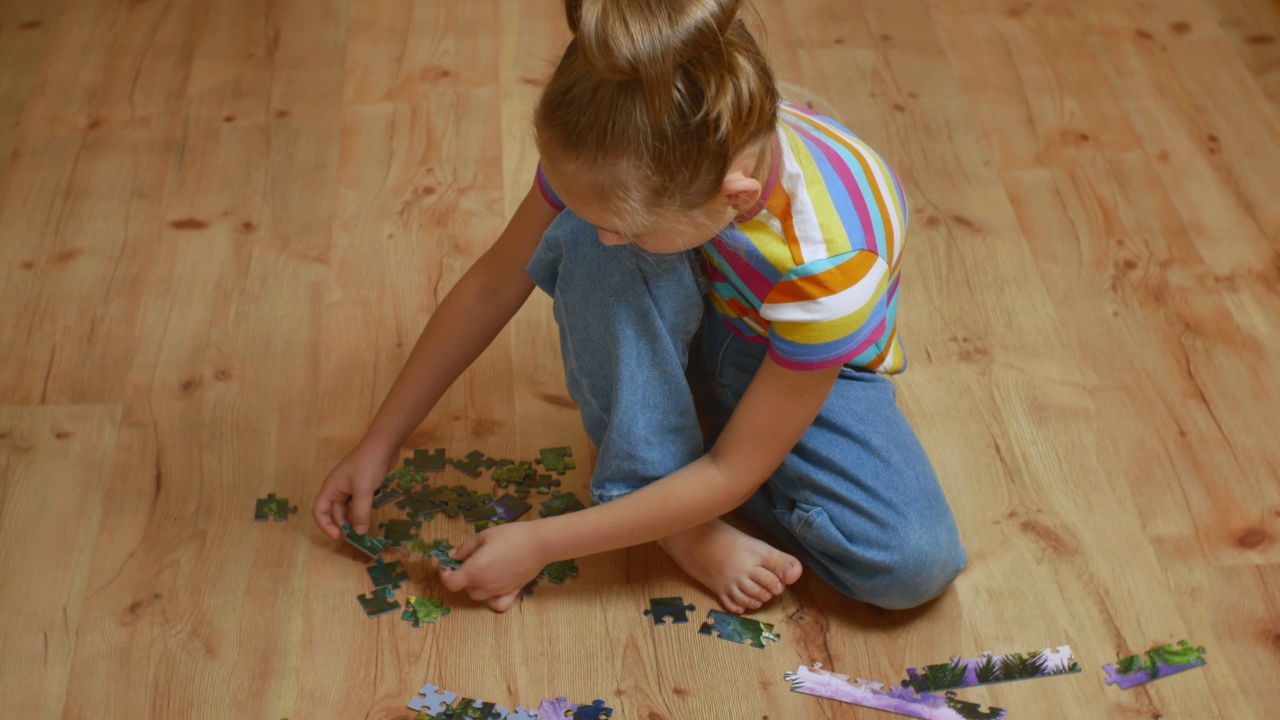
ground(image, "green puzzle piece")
xmin=254 ymin=493 xmax=297 ymax=521
xmin=535 ymin=446 xmax=576 ymax=475
xmin=402 ymin=596 xmax=450 ymax=627
xmin=356 ymin=587 xmax=400 ymax=618
xmin=698 ymin=610 xmax=781 ymax=649
xmin=539 ymin=491 xmax=585 ymax=517
xmin=411 ymin=538 xmax=462 ymax=570
xmin=367 ymin=558 xmax=409 ymax=590
xmin=539 ymin=559 xmax=578 ymax=585
xmin=343 ymin=524 xmax=387 ymax=558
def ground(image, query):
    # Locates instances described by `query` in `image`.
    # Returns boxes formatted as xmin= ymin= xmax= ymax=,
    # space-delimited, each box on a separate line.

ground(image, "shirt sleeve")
xmin=759 ymin=249 xmax=902 ymax=372
xmin=534 ymin=162 xmax=565 ymax=212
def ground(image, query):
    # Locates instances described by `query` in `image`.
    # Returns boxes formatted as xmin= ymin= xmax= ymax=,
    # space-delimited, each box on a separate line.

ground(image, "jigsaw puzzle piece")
xmin=537 ymin=697 xmax=578 ymax=718
xmin=415 ymin=539 xmax=462 ymax=570
xmin=367 ymin=558 xmax=409 ymax=590
xmin=430 ymin=485 xmax=481 ymax=517
xmin=461 ymin=494 xmax=498 ymax=523
xmin=411 ymin=448 xmax=449 ymax=472
xmin=492 ymin=460 xmax=536 ymax=488
xmin=535 ymin=447 xmax=576 ymax=475
xmin=644 ymin=597 xmax=696 ymax=625
xmin=395 ymin=486 xmax=439 ymax=520
xmin=505 ymin=707 xmax=538 ymax=720
xmin=1103 ymin=640 xmax=1206 ymax=690
xmin=343 ymin=524 xmax=387 ymax=558
xmin=378 ymin=517 xmax=422 ymax=548
xmin=786 ymin=664 xmax=1007 ymax=719
xmin=539 ymin=559 xmax=578 ymax=585
xmin=449 ymin=450 xmax=493 ymax=478
xmin=254 ymin=493 xmax=298 ymax=521
xmin=372 ymin=485 xmax=405 ymax=509
xmin=356 ymin=587 xmax=400 ymax=618
xmin=570 ymin=700 xmax=611 ymax=719
xmin=401 ymin=596 xmax=450 ymax=627
xmin=408 ymin=683 xmax=460 ymax=713
xmin=698 ymin=610 xmax=780 ymax=649
xmin=903 ymin=645 xmax=1080 ymax=692
xmin=538 ymin=492 xmax=585 ymax=518
xmin=492 ymin=493 xmax=532 ymax=522
xmin=513 ymin=474 xmax=560 ymax=497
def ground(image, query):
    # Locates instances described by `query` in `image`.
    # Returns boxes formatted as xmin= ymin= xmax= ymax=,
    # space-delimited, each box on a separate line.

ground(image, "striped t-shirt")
xmin=536 ymin=102 xmax=909 ymax=373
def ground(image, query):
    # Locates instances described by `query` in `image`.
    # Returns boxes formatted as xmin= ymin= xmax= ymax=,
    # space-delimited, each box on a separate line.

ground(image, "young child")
xmin=313 ymin=0 xmax=966 ymax=614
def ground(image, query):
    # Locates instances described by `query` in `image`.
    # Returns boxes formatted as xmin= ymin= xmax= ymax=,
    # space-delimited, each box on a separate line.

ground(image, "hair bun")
xmin=565 ymin=0 xmax=742 ymax=86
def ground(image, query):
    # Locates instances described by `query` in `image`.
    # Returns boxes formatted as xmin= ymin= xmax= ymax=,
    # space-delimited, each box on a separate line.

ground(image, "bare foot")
xmin=658 ymin=519 xmax=803 ymax=614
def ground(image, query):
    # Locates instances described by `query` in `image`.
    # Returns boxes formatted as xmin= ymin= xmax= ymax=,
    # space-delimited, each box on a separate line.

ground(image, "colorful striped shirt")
xmin=536 ymin=102 xmax=910 ymax=373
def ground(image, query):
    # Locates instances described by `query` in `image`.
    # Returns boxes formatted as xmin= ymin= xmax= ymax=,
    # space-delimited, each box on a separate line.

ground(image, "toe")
xmin=719 ymin=592 xmax=745 ymax=614
xmin=729 ymin=586 xmax=762 ymax=611
xmin=768 ymin=553 xmax=803 ymax=586
xmin=749 ymin=566 xmax=785 ymax=595
xmin=740 ymin=578 xmax=773 ymax=605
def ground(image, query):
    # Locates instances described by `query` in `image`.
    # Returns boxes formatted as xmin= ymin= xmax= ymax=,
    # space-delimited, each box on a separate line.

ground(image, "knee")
xmin=817 ymin=523 xmax=968 ymax=611
xmin=861 ymin=539 xmax=967 ymax=610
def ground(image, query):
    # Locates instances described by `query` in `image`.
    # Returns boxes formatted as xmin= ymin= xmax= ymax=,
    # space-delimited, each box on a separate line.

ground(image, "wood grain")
xmin=1 ymin=0 xmax=1276 ymax=718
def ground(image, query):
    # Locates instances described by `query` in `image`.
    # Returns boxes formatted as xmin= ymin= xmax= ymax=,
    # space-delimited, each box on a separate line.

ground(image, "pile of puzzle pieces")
xmin=341 ymin=447 xmax=588 ymax=621
xmin=408 ymin=683 xmax=612 ymax=720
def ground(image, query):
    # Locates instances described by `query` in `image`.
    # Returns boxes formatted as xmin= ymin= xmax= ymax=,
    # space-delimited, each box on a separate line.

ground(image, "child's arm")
xmin=442 ymin=358 xmax=840 ymax=603
xmin=313 ymin=185 xmax=559 ymax=539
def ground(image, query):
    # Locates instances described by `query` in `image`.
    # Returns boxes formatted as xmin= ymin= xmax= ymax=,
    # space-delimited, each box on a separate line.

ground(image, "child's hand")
xmin=313 ymin=443 xmax=395 ymax=540
xmin=438 ymin=522 xmax=547 ymax=613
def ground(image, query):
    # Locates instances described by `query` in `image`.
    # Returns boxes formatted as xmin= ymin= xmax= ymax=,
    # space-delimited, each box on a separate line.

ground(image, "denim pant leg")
xmin=693 ymin=307 xmax=968 ymax=610
xmin=526 ymin=211 xmax=706 ymax=504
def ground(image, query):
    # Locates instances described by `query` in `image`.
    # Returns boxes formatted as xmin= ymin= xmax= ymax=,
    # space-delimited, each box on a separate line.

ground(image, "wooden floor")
xmin=2 ymin=0 xmax=1278 ymax=718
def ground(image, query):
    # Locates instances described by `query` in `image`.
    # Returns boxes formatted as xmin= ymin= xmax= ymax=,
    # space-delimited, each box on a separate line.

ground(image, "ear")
xmin=721 ymin=173 xmax=762 ymax=215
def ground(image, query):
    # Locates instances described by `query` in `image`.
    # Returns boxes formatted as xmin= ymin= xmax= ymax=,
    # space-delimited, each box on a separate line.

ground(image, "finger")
xmin=450 ymin=535 xmax=482 ymax=562
xmin=488 ymin=591 xmax=519 ymax=614
xmin=331 ymin=492 xmax=352 ymax=531
xmin=349 ymin=483 xmax=374 ymax=535
xmin=312 ymin=495 xmax=341 ymax=540
xmin=439 ymin=565 xmax=466 ymax=593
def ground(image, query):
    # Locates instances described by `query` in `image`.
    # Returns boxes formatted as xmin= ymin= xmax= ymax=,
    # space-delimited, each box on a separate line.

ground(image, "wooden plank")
xmin=0 ymin=405 xmax=121 ymax=720
xmin=1204 ymin=0 xmax=1280 ymax=113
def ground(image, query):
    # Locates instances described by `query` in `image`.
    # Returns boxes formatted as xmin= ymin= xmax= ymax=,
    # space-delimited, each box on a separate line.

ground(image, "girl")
xmin=314 ymin=0 xmax=966 ymax=614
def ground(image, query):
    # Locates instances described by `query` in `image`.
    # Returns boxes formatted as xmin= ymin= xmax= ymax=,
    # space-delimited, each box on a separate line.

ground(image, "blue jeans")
xmin=527 ymin=211 xmax=967 ymax=610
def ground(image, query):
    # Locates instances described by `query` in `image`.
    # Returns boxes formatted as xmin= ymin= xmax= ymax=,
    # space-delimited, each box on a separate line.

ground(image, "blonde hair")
xmin=535 ymin=0 xmax=778 ymax=216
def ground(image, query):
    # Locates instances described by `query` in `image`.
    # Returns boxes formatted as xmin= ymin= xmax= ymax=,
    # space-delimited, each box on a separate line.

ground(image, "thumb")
xmin=349 ymin=482 xmax=374 ymax=535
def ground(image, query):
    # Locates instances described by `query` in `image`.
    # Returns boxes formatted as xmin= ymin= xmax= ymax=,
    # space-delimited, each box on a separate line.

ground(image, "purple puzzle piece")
xmin=538 ymin=696 xmax=578 ymax=718
xmin=902 ymin=645 xmax=1080 ymax=692
xmin=786 ymin=664 xmax=1007 ymax=720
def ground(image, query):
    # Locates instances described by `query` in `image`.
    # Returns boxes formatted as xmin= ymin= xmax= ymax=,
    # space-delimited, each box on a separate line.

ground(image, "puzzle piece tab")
xmin=356 ymin=587 xmax=400 ymax=618
xmin=343 ymin=524 xmax=387 ymax=558
xmin=535 ymin=446 xmax=576 ymax=475
xmin=698 ymin=610 xmax=780 ymax=649
xmin=644 ymin=597 xmax=696 ymax=626
xmin=254 ymin=493 xmax=297 ymax=521
xmin=537 ymin=697 xmax=578 ymax=718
